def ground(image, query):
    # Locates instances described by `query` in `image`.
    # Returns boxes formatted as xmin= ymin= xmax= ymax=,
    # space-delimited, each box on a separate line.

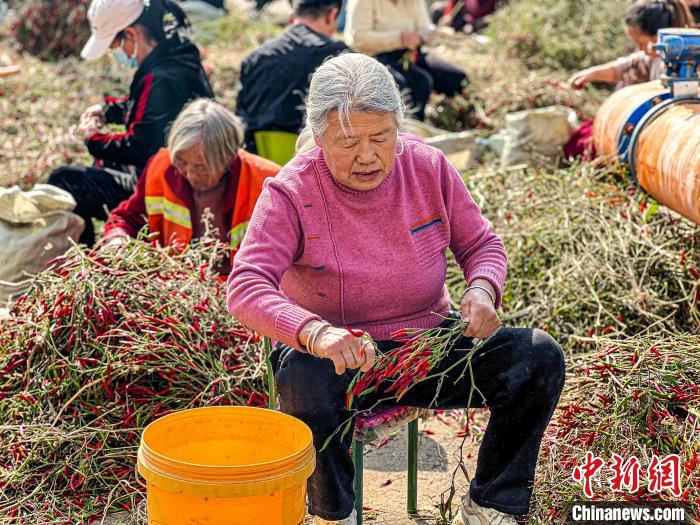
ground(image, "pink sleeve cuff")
xmin=274 ymin=305 xmax=322 ymax=350
xmin=467 ymin=269 xmax=505 ymax=309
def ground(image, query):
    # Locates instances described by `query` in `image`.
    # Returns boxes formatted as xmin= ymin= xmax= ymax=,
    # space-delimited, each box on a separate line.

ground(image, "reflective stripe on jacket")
xmin=144 ymin=148 xmax=279 ymax=259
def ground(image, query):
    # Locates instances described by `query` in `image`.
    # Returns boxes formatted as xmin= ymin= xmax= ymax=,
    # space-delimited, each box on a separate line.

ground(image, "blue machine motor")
xmin=616 ymin=28 xmax=700 ymax=164
xmin=655 ymin=27 xmax=700 ymax=96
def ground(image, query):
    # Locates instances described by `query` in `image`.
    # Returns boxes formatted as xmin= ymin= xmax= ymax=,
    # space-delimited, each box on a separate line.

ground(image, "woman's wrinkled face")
xmin=315 ymin=110 xmax=398 ymax=192
xmin=626 ymin=24 xmax=657 ymax=56
xmin=173 ymin=146 xmax=224 ymax=192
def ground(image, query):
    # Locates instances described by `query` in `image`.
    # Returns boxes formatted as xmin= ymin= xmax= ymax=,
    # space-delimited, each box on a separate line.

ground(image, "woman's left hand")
xmin=460 ymin=279 xmax=501 ymax=339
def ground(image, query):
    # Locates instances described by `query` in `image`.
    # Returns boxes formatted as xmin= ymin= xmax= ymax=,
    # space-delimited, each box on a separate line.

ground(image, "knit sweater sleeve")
xmin=441 ymin=155 xmax=508 ymax=307
xmin=226 ymin=180 xmax=321 ymax=350
xmin=611 ymin=51 xmax=653 ymax=85
xmin=414 ymin=0 xmax=435 ymax=32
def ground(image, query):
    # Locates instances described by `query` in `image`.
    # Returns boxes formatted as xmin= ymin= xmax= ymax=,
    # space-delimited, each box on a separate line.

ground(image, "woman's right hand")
xmin=401 ymin=31 xmax=423 ymax=51
xmin=568 ymin=70 xmax=591 ymax=89
xmin=301 ymin=322 xmax=376 ymax=375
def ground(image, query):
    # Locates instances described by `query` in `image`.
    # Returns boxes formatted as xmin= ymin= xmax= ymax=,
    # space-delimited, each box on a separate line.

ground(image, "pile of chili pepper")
xmin=531 ymin=335 xmax=700 ymax=522
xmin=446 ymin=163 xmax=700 ymax=349
xmin=13 ymin=0 xmax=92 ymax=62
xmin=0 ymin=238 xmax=267 ymax=523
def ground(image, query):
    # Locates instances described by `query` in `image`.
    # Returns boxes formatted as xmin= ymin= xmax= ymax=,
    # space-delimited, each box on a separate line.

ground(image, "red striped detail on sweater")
xmin=410 ymin=213 xmax=442 ymax=229
xmin=104 ymin=95 xmax=129 ymax=104
xmin=88 ymin=73 xmax=155 ymax=144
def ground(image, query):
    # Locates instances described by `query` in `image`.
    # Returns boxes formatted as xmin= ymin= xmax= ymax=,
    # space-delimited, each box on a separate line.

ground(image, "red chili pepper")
xmin=150 ymin=402 xmax=164 ymax=420
xmin=76 ymin=357 xmax=98 ymax=367
xmin=246 ymin=392 xmax=257 ymax=406
xmin=85 ymin=440 xmax=103 ymax=451
xmin=344 ymin=327 xmax=367 ymax=359
xmin=66 ymin=331 xmax=76 ymax=351
xmin=69 ymin=471 xmax=84 ymax=492
xmin=344 ymin=327 xmax=365 ymax=337
xmin=103 ymin=379 xmax=114 ymax=400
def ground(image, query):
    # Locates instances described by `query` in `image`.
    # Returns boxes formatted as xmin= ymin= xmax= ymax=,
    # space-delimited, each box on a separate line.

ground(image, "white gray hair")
xmin=297 ymin=53 xmax=405 ymax=153
xmin=168 ymin=98 xmax=243 ymax=173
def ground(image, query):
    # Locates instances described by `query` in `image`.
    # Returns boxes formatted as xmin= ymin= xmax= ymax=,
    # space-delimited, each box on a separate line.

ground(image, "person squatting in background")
xmin=236 ymin=0 xmax=349 ymax=153
xmin=102 ymin=99 xmax=280 ymax=275
xmin=569 ymin=0 xmax=694 ymax=90
xmin=49 ymin=0 xmax=213 ymax=246
xmin=343 ymin=0 xmax=468 ymax=121
xmin=563 ymin=0 xmax=694 ymax=159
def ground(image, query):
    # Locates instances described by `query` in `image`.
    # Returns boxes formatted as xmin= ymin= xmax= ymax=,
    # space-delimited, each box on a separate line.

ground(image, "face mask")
xmin=112 ymin=39 xmax=138 ymax=68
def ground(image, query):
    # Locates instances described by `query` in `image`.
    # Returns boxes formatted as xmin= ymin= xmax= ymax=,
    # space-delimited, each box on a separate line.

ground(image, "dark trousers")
xmin=376 ymin=50 xmax=468 ymax=121
xmin=48 ymin=165 xmax=135 ymax=246
xmin=271 ymin=316 xmax=565 ymax=521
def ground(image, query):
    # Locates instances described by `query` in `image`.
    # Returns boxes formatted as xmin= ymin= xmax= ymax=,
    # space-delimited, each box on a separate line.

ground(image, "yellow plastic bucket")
xmin=137 ymin=406 xmax=315 ymax=525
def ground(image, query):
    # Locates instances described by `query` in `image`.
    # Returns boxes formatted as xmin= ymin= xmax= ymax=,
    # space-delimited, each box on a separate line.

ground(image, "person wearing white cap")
xmin=48 ymin=0 xmax=214 ymax=246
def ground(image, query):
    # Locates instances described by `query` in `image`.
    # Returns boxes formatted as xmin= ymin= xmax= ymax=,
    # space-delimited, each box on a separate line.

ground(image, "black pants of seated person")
xmin=270 ymin=314 xmax=566 ymax=521
xmin=376 ymin=50 xmax=468 ymax=121
xmin=48 ymin=165 xmax=136 ymax=247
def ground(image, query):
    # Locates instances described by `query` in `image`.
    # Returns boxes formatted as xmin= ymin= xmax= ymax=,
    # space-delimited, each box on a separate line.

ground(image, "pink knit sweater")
xmin=227 ymin=139 xmax=507 ymax=350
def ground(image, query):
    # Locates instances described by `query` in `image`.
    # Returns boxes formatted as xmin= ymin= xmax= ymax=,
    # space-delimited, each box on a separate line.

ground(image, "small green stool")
xmin=254 ymin=130 xmax=299 ymax=167
xmin=262 ymin=337 xmax=423 ymax=524
xmin=353 ymin=407 xmax=427 ymax=525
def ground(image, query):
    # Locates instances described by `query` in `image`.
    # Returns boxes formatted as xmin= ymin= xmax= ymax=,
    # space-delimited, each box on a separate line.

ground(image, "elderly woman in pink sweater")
xmin=228 ymin=53 xmax=564 ymax=525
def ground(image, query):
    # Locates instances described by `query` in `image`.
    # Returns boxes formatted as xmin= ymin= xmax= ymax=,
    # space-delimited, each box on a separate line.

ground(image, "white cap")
xmin=81 ymin=0 xmax=145 ymax=61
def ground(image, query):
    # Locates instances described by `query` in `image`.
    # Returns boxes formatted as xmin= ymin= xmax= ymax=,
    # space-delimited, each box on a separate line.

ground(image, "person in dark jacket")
xmin=236 ymin=0 xmax=349 ymax=152
xmin=48 ymin=0 xmax=214 ymax=246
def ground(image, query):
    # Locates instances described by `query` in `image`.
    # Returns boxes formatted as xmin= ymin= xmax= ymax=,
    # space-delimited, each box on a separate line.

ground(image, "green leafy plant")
xmin=486 ymin=0 xmax=631 ymax=71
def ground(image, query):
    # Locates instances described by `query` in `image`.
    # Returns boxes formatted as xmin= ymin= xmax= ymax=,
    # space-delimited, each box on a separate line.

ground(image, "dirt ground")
xmin=354 ymin=413 xmax=480 ymax=525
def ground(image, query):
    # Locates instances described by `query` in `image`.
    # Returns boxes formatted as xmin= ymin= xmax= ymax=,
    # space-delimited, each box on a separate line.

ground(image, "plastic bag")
xmin=254 ymin=0 xmax=292 ymax=25
xmin=426 ymin=130 xmax=477 ymax=171
xmin=500 ymin=105 xmax=579 ymax=167
xmin=0 ymin=184 xmax=84 ymax=303
xmin=175 ymin=0 xmax=227 ymax=22
xmin=404 ymin=118 xmax=478 ymax=171
xmin=404 ymin=117 xmax=446 ymax=138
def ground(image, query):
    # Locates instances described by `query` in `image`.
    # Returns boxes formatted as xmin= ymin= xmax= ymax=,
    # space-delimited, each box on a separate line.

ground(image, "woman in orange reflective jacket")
xmin=103 ymin=99 xmax=280 ymax=274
